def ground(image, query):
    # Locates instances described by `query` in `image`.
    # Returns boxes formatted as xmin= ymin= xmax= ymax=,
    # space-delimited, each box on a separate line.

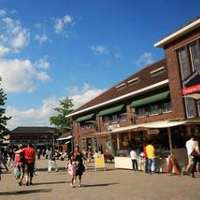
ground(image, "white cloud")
xmin=0 ymin=9 xmax=7 ymax=17
xmin=68 ymin=83 xmax=105 ymax=108
xmin=135 ymin=52 xmax=155 ymax=67
xmin=54 ymin=15 xmax=73 ymax=33
xmin=35 ymin=33 xmax=48 ymax=44
xmin=0 ymin=16 xmax=29 ymax=54
xmin=89 ymin=45 xmax=110 ymax=55
xmin=0 ymin=58 xmax=51 ymax=93
xmin=6 ymin=84 xmax=104 ymax=129
xmin=36 ymin=71 xmax=51 ymax=82
xmin=0 ymin=45 xmax=10 ymax=57
xmin=6 ymin=97 xmax=59 ymax=130
xmin=34 ymin=56 xmax=50 ymax=69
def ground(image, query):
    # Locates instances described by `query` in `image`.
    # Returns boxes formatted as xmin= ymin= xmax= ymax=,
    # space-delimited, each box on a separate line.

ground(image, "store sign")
xmin=149 ymin=129 xmax=159 ymax=135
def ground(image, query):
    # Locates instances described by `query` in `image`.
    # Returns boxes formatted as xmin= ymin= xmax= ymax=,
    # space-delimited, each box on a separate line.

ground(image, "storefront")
xmin=111 ymin=120 xmax=199 ymax=170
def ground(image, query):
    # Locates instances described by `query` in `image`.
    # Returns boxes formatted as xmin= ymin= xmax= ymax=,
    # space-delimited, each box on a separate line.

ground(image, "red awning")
xmin=182 ymin=83 xmax=200 ymax=95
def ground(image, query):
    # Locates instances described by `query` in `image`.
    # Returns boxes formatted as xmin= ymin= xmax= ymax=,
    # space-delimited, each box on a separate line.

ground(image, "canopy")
xmin=131 ymin=91 xmax=170 ymax=107
xmin=76 ymin=113 xmax=94 ymax=122
xmin=111 ymin=120 xmax=187 ymax=133
xmin=98 ymin=104 xmax=124 ymax=116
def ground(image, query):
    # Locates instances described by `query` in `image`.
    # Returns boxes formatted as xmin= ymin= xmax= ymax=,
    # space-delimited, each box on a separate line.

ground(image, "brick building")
xmin=67 ymin=18 xmax=200 ymax=167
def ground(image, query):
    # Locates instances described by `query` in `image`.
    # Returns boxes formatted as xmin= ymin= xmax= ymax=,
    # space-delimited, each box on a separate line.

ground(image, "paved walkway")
xmin=0 ymin=160 xmax=200 ymax=200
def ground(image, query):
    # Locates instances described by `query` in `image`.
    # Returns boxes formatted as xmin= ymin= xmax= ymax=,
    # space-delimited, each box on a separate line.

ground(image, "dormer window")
xmin=115 ymin=83 xmax=126 ymax=89
xmin=150 ymin=66 xmax=166 ymax=77
xmin=127 ymin=77 xmax=139 ymax=85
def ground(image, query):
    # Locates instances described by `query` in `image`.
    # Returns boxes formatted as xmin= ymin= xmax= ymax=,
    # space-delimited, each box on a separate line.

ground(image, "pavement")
xmin=0 ymin=159 xmax=200 ymax=200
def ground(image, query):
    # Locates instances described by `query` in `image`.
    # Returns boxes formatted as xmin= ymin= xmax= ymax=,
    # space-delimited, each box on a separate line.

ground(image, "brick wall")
xmin=163 ymin=27 xmax=200 ymax=120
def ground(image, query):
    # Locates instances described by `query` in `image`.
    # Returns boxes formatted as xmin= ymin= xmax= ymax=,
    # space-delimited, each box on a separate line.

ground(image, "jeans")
xmin=131 ymin=159 xmax=138 ymax=171
xmin=148 ymin=158 xmax=156 ymax=173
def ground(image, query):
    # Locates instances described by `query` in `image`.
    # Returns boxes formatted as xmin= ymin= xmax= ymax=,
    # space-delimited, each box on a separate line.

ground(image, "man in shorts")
xmin=23 ymin=144 xmax=36 ymax=185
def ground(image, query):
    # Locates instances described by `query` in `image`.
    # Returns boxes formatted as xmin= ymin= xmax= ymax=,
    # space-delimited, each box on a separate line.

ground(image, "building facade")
xmin=67 ymin=18 xmax=200 ymax=161
xmin=10 ymin=127 xmax=57 ymax=146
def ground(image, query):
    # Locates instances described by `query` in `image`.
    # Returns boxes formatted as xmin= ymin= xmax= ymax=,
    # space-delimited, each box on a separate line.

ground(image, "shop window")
xmin=184 ymin=97 xmax=197 ymax=118
xmin=136 ymin=107 xmax=147 ymax=117
xmin=177 ymin=47 xmax=191 ymax=81
xmin=189 ymin=41 xmax=200 ymax=72
xmin=162 ymin=101 xmax=172 ymax=113
xmin=149 ymin=104 xmax=161 ymax=115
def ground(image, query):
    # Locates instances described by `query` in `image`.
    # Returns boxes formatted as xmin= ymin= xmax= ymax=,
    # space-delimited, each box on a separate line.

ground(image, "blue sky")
xmin=0 ymin=0 xmax=199 ymax=129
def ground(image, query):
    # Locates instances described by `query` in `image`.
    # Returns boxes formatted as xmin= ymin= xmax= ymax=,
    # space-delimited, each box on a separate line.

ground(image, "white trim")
xmin=66 ymin=79 xmax=169 ymax=118
xmin=127 ymin=77 xmax=139 ymax=84
xmin=115 ymin=83 xmax=126 ymax=89
xmin=150 ymin=66 xmax=165 ymax=74
xmin=154 ymin=18 xmax=200 ymax=48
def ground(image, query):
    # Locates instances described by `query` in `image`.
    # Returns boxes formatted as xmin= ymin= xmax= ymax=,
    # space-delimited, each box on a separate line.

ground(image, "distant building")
xmin=10 ymin=127 xmax=58 ymax=146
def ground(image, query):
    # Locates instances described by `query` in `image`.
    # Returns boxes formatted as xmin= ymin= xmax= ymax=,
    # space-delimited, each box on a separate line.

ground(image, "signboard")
xmin=94 ymin=153 xmax=105 ymax=170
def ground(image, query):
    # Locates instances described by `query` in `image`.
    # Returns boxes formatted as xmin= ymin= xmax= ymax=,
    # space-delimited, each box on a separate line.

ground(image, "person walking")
xmin=67 ymin=156 xmax=76 ymax=187
xmin=14 ymin=145 xmax=25 ymax=186
xmin=130 ymin=148 xmax=138 ymax=171
xmin=48 ymin=149 xmax=58 ymax=172
xmin=186 ymin=136 xmax=200 ymax=177
xmin=22 ymin=144 xmax=36 ymax=186
xmin=146 ymin=141 xmax=156 ymax=173
xmin=73 ymin=145 xmax=85 ymax=187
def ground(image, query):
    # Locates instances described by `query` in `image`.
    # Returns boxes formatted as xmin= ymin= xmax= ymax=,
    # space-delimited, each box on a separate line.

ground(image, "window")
xmin=177 ymin=47 xmax=191 ymax=81
xmin=184 ymin=97 xmax=197 ymax=118
xmin=149 ymin=104 xmax=161 ymax=115
xmin=162 ymin=101 xmax=172 ymax=113
xmin=189 ymin=41 xmax=200 ymax=72
xmin=136 ymin=107 xmax=147 ymax=117
xmin=197 ymin=100 xmax=200 ymax=117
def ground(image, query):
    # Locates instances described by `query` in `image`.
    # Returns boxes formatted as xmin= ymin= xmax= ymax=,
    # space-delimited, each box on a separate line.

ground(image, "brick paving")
xmin=0 ymin=159 xmax=200 ymax=200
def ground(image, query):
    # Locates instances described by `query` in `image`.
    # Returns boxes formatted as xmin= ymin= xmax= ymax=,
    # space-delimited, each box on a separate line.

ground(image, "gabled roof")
xmin=69 ymin=59 xmax=168 ymax=118
xmin=11 ymin=126 xmax=57 ymax=134
xmin=155 ymin=17 xmax=200 ymax=48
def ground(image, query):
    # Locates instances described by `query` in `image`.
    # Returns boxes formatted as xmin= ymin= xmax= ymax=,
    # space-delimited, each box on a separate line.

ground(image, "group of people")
xmin=130 ymin=136 xmax=200 ymax=177
xmin=14 ymin=144 xmax=36 ymax=186
xmin=130 ymin=140 xmax=157 ymax=174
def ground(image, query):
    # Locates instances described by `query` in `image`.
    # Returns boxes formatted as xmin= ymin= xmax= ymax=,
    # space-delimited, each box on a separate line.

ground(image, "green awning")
xmin=131 ymin=91 xmax=170 ymax=107
xmin=98 ymin=105 xmax=124 ymax=116
xmin=76 ymin=113 xmax=94 ymax=122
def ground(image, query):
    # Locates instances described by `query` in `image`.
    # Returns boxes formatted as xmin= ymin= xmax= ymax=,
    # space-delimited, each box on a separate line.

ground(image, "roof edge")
xmin=66 ymin=79 xmax=169 ymax=118
xmin=154 ymin=18 xmax=200 ymax=48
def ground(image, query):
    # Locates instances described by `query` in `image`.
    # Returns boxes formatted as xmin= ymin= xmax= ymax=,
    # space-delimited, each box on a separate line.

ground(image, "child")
xmin=67 ymin=157 xmax=76 ymax=187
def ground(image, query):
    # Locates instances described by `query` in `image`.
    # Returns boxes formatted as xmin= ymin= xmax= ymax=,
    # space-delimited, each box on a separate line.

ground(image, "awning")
xmin=98 ymin=104 xmax=124 ymax=116
xmin=76 ymin=113 xmax=94 ymax=122
xmin=111 ymin=120 xmax=187 ymax=133
xmin=131 ymin=91 xmax=170 ymax=107
xmin=56 ymin=135 xmax=73 ymax=141
xmin=182 ymin=83 xmax=200 ymax=95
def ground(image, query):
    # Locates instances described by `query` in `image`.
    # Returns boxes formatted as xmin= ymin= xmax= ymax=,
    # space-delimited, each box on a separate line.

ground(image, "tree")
xmin=0 ymin=78 xmax=11 ymax=138
xmin=49 ymin=97 xmax=74 ymax=134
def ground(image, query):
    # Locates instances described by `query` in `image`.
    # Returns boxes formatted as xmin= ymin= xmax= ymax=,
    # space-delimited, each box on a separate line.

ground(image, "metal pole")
xmin=167 ymin=127 xmax=173 ymax=153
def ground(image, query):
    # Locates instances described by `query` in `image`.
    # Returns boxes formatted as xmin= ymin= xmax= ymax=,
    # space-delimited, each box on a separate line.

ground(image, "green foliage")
xmin=49 ymin=97 xmax=73 ymax=134
xmin=0 ymin=79 xmax=11 ymax=136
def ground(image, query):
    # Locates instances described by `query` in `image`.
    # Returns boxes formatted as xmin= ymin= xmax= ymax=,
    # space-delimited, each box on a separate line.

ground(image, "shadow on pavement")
xmin=34 ymin=181 xmax=69 ymax=185
xmin=0 ymin=189 xmax=52 ymax=195
xmin=82 ymin=182 xmax=119 ymax=187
